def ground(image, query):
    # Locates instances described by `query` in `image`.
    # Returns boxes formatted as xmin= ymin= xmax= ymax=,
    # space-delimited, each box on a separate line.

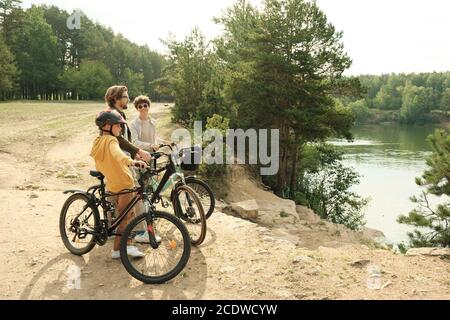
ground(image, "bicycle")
xmin=59 ymin=165 xmax=191 ymax=284
xmin=154 ymin=143 xmax=215 ymax=219
xmin=144 ymin=144 xmax=207 ymax=246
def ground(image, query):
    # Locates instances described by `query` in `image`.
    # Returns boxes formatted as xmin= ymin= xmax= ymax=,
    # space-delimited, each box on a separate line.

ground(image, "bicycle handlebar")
xmin=158 ymin=142 xmax=177 ymax=151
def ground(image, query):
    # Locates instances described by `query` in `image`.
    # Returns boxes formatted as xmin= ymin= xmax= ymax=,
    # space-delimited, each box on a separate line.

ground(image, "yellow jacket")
xmin=90 ymin=135 xmax=134 ymax=193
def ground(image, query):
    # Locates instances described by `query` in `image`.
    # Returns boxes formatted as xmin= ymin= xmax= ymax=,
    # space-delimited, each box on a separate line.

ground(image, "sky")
xmin=21 ymin=0 xmax=450 ymax=75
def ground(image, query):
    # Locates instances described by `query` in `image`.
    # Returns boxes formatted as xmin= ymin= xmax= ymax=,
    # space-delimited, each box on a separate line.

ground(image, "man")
xmin=103 ymin=86 xmax=154 ymax=241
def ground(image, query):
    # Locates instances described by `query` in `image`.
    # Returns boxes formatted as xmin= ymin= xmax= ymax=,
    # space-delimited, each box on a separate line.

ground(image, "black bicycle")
xmin=156 ymin=143 xmax=215 ymax=219
xmin=59 ymin=166 xmax=191 ymax=284
xmin=145 ymin=144 xmax=207 ymax=246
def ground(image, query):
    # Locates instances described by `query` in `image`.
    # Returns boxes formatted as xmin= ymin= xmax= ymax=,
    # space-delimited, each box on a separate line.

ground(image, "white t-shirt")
xmin=130 ymin=117 xmax=159 ymax=152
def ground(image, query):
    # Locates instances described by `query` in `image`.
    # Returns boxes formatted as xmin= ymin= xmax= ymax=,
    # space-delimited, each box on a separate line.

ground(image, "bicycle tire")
xmin=119 ymin=211 xmax=191 ymax=284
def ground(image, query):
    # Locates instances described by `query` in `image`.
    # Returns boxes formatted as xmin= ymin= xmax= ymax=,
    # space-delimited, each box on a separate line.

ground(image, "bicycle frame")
xmin=146 ymin=148 xmax=186 ymax=204
xmin=77 ymin=174 xmax=157 ymax=239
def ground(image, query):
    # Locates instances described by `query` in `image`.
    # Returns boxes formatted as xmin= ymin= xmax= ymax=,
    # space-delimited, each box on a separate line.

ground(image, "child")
xmin=90 ymin=110 xmax=148 ymax=259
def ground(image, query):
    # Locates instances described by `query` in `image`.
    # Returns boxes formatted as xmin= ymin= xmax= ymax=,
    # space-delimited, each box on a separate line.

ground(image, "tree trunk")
xmin=276 ymin=120 xmax=290 ymax=196
xmin=289 ymin=136 xmax=301 ymax=196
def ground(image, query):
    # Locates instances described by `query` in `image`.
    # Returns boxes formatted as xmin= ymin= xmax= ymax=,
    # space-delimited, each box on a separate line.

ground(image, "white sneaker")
xmin=134 ymin=231 xmax=162 ymax=244
xmin=111 ymin=246 xmax=146 ymax=259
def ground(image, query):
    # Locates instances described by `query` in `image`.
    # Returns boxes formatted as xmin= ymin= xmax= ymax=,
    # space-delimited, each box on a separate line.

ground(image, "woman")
xmin=130 ymin=95 xmax=164 ymax=152
xmin=129 ymin=95 xmax=168 ymax=243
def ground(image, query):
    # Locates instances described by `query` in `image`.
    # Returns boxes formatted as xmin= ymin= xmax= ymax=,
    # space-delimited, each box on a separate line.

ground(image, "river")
xmin=331 ymin=124 xmax=441 ymax=245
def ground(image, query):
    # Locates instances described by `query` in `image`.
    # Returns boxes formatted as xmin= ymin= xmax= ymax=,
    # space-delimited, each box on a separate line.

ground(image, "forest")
xmin=342 ymin=72 xmax=450 ymax=124
xmin=0 ymin=0 xmax=167 ymax=100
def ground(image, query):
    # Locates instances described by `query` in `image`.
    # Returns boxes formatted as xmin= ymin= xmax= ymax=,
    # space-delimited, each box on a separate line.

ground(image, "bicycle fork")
xmin=143 ymin=200 xmax=159 ymax=249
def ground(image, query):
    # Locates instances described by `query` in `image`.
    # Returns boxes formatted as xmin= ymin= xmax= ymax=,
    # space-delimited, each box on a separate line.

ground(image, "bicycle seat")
xmin=89 ymin=170 xmax=104 ymax=179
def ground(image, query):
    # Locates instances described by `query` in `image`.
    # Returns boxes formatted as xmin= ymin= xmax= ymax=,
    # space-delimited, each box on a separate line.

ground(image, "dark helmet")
xmin=95 ymin=110 xmax=126 ymax=129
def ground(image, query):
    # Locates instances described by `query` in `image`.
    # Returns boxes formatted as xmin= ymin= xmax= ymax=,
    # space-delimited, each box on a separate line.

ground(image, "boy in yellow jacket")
xmin=90 ymin=110 xmax=148 ymax=259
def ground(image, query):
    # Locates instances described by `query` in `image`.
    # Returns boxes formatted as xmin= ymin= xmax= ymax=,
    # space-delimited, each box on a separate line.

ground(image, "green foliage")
xmin=162 ymin=0 xmax=364 ymax=196
xmin=162 ymin=28 xmax=227 ymax=126
xmin=400 ymin=83 xmax=434 ymax=124
xmin=342 ymin=72 xmax=450 ymax=124
xmin=1 ymin=3 xmax=167 ymax=101
xmin=440 ymin=88 xmax=450 ymax=111
xmin=295 ymin=144 xmax=368 ymax=230
xmin=10 ymin=5 xmax=60 ymax=99
xmin=198 ymin=114 xmax=230 ymax=187
xmin=398 ymin=127 xmax=450 ymax=247
xmin=0 ymin=34 xmax=19 ymax=98
xmin=0 ymin=0 xmax=23 ymax=42
xmin=374 ymin=76 xmax=403 ymax=110
xmin=213 ymin=0 xmax=358 ymax=194
xmin=60 ymin=60 xmax=113 ymax=100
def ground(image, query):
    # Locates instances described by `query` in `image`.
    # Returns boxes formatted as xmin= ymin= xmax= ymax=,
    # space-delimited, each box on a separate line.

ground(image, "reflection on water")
xmin=331 ymin=124 xmax=439 ymax=244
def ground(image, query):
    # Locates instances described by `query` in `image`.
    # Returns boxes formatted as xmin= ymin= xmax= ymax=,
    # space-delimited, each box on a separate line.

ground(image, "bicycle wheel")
xmin=59 ymin=193 xmax=100 ymax=256
xmin=120 ymin=211 xmax=191 ymax=284
xmin=185 ymin=177 xmax=215 ymax=220
xmin=171 ymin=185 xmax=207 ymax=246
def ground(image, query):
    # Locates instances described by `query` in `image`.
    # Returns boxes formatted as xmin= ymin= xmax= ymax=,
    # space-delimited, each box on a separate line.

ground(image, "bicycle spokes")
xmin=124 ymin=215 xmax=187 ymax=279
xmin=65 ymin=200 xmax=96 ymax=247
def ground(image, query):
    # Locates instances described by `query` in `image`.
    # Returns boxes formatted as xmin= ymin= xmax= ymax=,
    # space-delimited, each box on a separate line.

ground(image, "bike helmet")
xmin=95 ymin=110 xmax=126 ymax=135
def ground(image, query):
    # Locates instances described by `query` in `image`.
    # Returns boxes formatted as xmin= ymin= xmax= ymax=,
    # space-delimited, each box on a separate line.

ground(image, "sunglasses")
xmin=138 ymin=104 xmax=149 ymax=110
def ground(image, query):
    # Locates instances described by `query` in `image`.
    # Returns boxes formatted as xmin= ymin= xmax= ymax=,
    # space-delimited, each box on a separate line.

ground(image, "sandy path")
xmin=0 ymin=101 xmax=449 ymax=300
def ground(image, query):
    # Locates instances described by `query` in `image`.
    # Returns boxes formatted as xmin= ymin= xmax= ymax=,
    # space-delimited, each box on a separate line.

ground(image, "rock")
xmin=223 ymin=200 xmax=259 ymax=221
xmin=405 ymin=247 xmax=450 ymax=257
xmin=350 ymin=259 xmax=371 ymax=268
xmin=64 ymin=172 xmax=80 ymax=179
xmin=29 ymin=193 xmax=39 ymax=199
xmin=30 ymin=257 xmax=39 ymax=266
xmin=361 ymin=228 xmax=386 ymax=241
xmin=296 ymin=205 xmax=321 ymax=224
xmin=306 ymin=268 xmax=320 ymax=276
xmin=381 ymin=281 xmax=392 ymax=289
xmin=274 ymin=289 xmax=292 ymax=299
xmin=292 ymin=255 xmax=314 ymax=264
xmin=215 ymin=201 xmax=228 ymax=211
xmin=280 ymin=211 xmax=290 ymax=218
xmin=57 ymin=165 xmax=80 ymax=179
xmin=219 ymin=266 xmax=236 ymax=274
xmin=257 ymin=199 xmax=298 ymax=226
xmin=19 ymin=248 xmax=25 ymax=253
xmin=253 ymin=249 xmax=270 ymax=255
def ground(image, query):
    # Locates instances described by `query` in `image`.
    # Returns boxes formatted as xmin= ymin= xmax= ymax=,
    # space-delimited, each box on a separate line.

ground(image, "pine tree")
xmin=0 ymin=0 xmax=22 ymax=40
xmin=398 ymin=126 xmax=450 ymax=247
xmin=0 ymin=34 xmax=19 ymax=99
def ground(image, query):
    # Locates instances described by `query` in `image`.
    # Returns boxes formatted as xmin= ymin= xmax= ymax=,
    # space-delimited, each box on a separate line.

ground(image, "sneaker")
xmin=111 ymin=246 xmax=146 ymax=259
xmin=134 ymin=231 xmax=162 ymax=244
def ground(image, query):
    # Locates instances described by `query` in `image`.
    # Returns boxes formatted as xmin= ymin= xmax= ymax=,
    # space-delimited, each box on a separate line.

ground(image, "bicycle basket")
xmin=179 ymin=146 xmax=201 ymax=171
